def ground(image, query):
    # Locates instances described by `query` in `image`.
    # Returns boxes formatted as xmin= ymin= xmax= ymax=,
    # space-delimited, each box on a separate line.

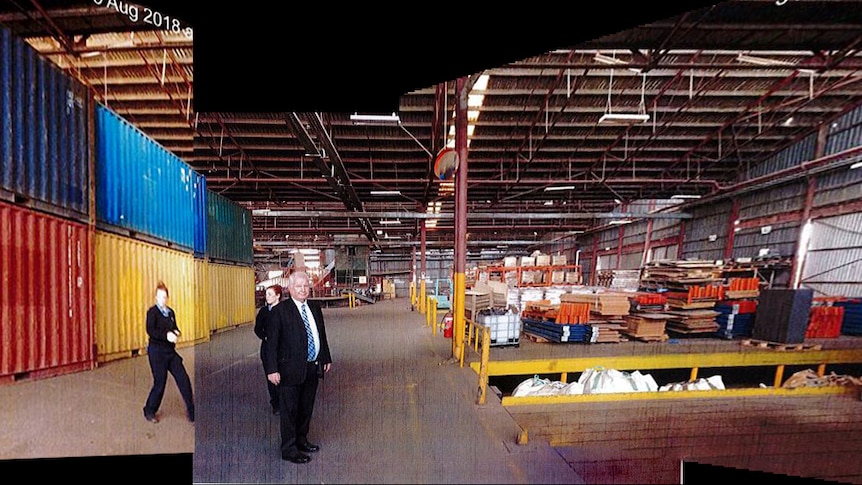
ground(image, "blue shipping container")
xmin=0 ymin=26 xmax=90 ymax=218
xmin=95 ymin=104 xmax=199 ymax=252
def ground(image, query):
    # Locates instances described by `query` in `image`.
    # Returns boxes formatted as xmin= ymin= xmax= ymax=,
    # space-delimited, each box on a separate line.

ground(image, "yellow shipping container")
xmin=206 ymin=261 xmax=256 ymax=333
xmin=192 ymin=258 xmax=211 ymax=340
xmin=94 ymin=231 xmax=199 ymax=363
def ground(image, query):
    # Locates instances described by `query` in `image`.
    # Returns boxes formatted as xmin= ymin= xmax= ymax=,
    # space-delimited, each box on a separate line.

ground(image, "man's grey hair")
xmin=288 ymin=270 xmax=310 ymax=287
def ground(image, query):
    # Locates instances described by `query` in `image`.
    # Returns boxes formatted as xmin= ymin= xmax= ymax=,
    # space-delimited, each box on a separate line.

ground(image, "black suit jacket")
xmin=254 ymin=303 xmax=273 ymax=364
xmin=264 ymin=298 xmax=332 ymax=385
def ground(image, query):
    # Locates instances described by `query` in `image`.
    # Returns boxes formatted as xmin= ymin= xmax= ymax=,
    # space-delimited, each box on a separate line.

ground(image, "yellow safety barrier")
xmin=431 ymin=300 xmax=437 ymax=336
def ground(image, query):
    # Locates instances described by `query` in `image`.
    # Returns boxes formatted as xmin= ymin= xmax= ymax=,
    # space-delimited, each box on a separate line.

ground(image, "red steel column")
xmin=453 ymin=76 xmax=469 ymax=362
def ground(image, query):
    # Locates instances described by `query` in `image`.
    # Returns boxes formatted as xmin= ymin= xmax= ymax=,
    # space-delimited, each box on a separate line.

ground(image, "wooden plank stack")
xmin=664 ymin=309 xmax=721 ymax=335
xmin=561 ymin=291 xmax=632 ymax=317
xmin=622 ymin=313 xmax=670 ymax=341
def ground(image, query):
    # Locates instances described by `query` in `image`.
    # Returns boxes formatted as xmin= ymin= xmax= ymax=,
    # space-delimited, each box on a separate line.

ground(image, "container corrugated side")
xmin=206 ymin=262 xmax=256 ymax=333
xmin=94 ymin=231 xmax=198 ymax=363
xmin=0 ymin=201 xmax=95 ymax=382
xmin=193 ymin=173 xmax=207 ymax=257
xmin=94 ymin=104 xmax=196 ymax=252
xmin=206 ymin=190 xmax=253 ymax=265
xmin=0 ymin=26 xmax=90 ymax=219
xmin=193 ymin=258 xmax=211 ymax=341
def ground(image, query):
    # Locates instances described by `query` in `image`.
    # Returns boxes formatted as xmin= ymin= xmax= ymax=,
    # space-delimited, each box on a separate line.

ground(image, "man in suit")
xmin=265 ymin=271 xmax=332 ymax=464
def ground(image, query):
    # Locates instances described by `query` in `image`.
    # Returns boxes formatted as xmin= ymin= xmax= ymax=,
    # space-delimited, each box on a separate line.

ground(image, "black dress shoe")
xmin=282 ymin=452 xmax=311 ymax=464
xmin=297 ymin=441 xmax=319 ymax=453
xmin=144 ymin=414 xmax=159 ymax=423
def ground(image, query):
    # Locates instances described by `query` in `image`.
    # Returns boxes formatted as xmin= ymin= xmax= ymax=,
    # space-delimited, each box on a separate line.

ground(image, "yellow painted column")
xmin=453 ymin=271 xmax=465 ymax=363
xmin=419 ymin=280 xmax=427 ymax=314
xmin=477 ymin=328 xmax=491 ymax=405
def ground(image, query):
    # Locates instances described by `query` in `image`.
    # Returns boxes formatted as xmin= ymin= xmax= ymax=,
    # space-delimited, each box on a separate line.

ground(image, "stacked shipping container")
xmin=0 ymin=28 xmax=96 ymax=382
xmin=0 ymin=27 xmax=255 ymax=382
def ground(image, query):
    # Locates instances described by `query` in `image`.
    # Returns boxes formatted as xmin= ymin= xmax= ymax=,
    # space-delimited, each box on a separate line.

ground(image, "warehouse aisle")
xmin=192 ymin=297 xmax=581 ymax=484
xmin=0 ymin=345 xmax=195 ymax=459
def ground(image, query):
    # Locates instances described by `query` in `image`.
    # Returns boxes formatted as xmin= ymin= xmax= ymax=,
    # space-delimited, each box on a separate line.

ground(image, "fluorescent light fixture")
xmin=544 ymin=185 xmax=575 ymax=192
xmin=378 ymin=219 xmax=401 ymax=225
xmin=543 ymin=201 xmax=553 ymax=206
xmin=594 ymin=53 xmax=626 ymax=65
xmin=609 ymin=219 xmax=632 ymax=225
xmin=850 ymin=161 xmax=862 ymax=170
xmin=594 ymin=53 xmax=641 ymax=73
xmin=671 ymin=194 xmax=702 ymax=199
xmin=350 ymin=113 xmax=401 ymax=125
xmin=80 ymin=51 xmax=102 ymax=58
xmin=736 ymin=53 xmax=793 ymax=67
xmin=599 ymin=113 xmax=650 ymax=124
xmin=369 ymin=190 xmax=402 ymax=196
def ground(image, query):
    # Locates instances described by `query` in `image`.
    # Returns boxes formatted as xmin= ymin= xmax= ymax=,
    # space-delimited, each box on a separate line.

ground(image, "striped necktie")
xmin=301 ymin=303 xmax=316 ymax=361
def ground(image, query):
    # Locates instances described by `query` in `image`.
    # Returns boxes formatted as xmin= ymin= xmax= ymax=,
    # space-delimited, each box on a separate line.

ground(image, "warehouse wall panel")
xmin=801 ymin=213 xmax=862 ymax=298
xmin=0 ymin=201 xmax=95 ymax=382
xmin=741 ymin=133 xmax=817 ymax=181
xmin=825 ymin=104 xmax=862 ymax=155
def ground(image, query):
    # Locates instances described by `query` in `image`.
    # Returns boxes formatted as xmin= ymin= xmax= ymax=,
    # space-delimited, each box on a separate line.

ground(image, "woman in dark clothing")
xmin=143 ymin=281 xmax=195 ymax=424
xmin=254 ymin=284 xmax=284 ymax=414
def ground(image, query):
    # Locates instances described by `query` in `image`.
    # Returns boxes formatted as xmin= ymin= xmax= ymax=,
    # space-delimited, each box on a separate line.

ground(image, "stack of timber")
xmin=639 ymin=259 xmax=722 ymax=290
xmin=621 ymin=313 xmax=670 ymax=342
xmin=664 ymin=309 xmax=721 ymax=336
xmin=588 ymin=321 xmax=626 ymax=343
xmin=561 ymin=290 xmax=632 ymax=317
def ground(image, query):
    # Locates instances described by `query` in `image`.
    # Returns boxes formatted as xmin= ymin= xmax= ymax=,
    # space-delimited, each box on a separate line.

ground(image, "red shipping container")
xmin=0 ymin=201 xmax=96 ymax=383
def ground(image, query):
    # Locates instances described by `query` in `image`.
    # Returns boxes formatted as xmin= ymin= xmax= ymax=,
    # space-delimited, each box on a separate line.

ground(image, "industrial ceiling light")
xmin=671 ymin=194 xmax=702 ymax=199
xmin=543 ymin=185 xmax=575 ymax=192
xmin=378 ymin=219 xmax=401 ymax=225
xmin=349 ymin=113 xmax=401 ymax=126
xmin=594 ymin=52 xmax=641 ymax=73
xmin=850 ymin=161 xmax=862 ymax=170
xmin=599 ymin=113 xmax=650 ymax=124
xmin=369 ymin=190 xmax=402 ymax=196
xmin=609 ymin=219 xmax=632 ymax=225
xmin=599 ymin=68 xmax=650 ymax=125
xmin=736 ymin=53 xmax=793 ymax=67
xmin=594 ymin=53 xmax=626 ymax=65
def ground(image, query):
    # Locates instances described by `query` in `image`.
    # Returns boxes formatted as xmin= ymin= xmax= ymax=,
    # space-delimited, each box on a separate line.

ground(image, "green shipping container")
xmin=206 ymin=190 xmax=253 ymax=265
